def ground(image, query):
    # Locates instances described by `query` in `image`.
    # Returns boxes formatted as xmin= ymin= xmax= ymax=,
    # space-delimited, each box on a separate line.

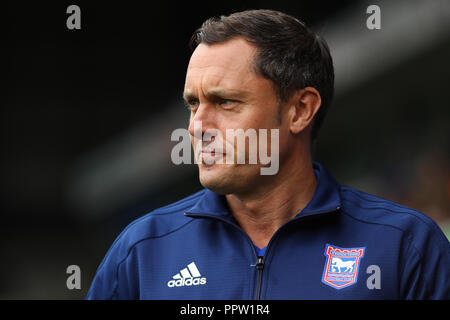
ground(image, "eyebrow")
xmin=183 ymin=87 xmax=249 ymax=102
xmin=182 ymin=91 xmax=197 ymax=102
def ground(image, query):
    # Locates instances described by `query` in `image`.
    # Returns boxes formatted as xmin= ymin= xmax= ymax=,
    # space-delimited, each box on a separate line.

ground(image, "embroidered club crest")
xmin=322 ymin=244 xmax=365 ymax=289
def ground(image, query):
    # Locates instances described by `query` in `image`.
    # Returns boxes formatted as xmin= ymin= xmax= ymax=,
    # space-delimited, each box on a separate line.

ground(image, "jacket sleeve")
xmin=85 ymin=241 xmax=122 ymax=300
xmin=85 ymin=227 xmax=141 ymax=300
xmin=399 ymin=220 xmax=450 ymax=299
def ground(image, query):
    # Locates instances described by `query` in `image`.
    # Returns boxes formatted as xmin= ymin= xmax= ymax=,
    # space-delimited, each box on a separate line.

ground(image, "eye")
xmin=184 ymin=98 xmax=199 ymax=111
xmin=218 ymin=99 xmax=237 ymax=108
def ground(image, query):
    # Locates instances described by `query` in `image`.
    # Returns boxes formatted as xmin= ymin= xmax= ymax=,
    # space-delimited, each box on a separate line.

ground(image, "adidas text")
xmin=167 ymin=277 xmax=207 ymax=287
xmin=168 ymin=262 xmax=207 ymax=287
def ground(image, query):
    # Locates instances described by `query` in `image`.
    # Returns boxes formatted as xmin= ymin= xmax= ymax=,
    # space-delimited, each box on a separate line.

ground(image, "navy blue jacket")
xmin=86 ymin=163 xmax=450 ymax=299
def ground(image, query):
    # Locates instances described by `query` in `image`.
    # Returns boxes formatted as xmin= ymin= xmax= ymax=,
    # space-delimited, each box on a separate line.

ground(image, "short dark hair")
xmin=189 ymin=9 xmax=334 ymax=142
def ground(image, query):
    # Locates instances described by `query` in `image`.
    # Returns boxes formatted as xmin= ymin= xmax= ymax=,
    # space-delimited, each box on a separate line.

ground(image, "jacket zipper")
xmin=254 ymin=256 xmax=264 ymax=299
xmin=250 ymin=206 xmax=340 ymax=300
xmin=185 ymin=206 xmax=340 ymax=300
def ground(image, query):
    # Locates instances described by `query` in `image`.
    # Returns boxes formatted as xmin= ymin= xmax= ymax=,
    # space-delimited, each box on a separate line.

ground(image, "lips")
xmin=201 ymin=149 xmax=225 ymax=155
xmin=200 ymin=150 xmax=226 ymax=160
xmin=198 ymin=149 xmax=226 ymax=165
xmin=200 ymin=143 xmax=226 ymax=156
xmin=194 ymin=137 xmax=228 ymax=164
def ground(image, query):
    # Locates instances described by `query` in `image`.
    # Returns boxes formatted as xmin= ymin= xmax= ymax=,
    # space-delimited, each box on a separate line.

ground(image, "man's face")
xmin=184 ymin=37 xmax=289 ymax=195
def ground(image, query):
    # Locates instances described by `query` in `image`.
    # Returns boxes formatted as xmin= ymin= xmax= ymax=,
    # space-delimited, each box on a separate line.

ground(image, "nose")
xmin=188 ymin=103 xmax=215 ymax=138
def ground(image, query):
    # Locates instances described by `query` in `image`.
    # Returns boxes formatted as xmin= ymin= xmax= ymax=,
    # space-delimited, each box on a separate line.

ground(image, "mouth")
xmin=201 ymin=150 xmax=226 ymax=157
xmin=199 ymin=150 xmax=226 ymax=164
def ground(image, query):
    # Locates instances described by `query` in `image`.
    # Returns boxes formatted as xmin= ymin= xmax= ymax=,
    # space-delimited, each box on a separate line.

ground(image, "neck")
xmin=225 ymin=153 xmax=317 ymax=249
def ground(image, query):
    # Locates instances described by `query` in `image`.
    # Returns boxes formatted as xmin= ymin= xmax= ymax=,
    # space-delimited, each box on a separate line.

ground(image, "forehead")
xmin=185 ymin=38 xmax=258 ymax=92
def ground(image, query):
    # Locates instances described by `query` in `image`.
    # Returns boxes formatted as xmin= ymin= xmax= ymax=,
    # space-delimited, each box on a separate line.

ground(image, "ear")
xmin=288 ymin=87 xmax=322 ymax=135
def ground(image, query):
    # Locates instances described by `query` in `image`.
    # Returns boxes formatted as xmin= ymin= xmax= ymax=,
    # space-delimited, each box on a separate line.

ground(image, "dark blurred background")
xmin=4 ymin=0 xmax=449 ymax=299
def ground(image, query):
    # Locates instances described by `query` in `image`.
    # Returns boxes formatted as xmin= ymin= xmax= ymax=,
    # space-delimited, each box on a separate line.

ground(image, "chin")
xmin=198 ymin=165 xmax=236 ymax=195
xmin=198 ymin=164 xmax=262 ymax=195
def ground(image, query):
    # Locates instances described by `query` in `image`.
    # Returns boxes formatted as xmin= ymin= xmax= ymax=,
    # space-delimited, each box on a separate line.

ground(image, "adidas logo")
xmin=167 ymin=262 xmax=207 ymax=287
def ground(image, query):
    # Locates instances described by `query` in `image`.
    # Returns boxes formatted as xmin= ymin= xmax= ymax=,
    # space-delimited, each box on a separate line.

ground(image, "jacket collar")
xmin=185 ymin=162 xmax=341 ymax=219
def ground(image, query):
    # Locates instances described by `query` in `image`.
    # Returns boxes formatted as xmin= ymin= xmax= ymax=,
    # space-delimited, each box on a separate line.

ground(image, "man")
xmin=86 ymin=10 xmax=449 ymax=299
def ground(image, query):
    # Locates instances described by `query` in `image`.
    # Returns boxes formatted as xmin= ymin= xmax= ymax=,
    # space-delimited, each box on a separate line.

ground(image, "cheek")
xmin=252 ymin=102 xmax=281 ymax=128
xmin=276 ymin=126 xmax=294 ymax=159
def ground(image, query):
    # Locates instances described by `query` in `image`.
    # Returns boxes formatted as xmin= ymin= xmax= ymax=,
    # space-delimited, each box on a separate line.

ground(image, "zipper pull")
xmin=256 ymin=256 xmax=264 ymax=270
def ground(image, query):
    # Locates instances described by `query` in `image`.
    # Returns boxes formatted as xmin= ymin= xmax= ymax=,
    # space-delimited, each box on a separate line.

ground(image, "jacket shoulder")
xmin=86 ymin=189 xmax=207 ymax=299
xmin=339 ymin=185 xmax=449 ymax=299
xmin=339 ymin=185 xmax=448 ymax=246
xmin=114 ymin=189 xmax=205 ymax=248
xmin=97 ymin=190 xmax=205 ymax=270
